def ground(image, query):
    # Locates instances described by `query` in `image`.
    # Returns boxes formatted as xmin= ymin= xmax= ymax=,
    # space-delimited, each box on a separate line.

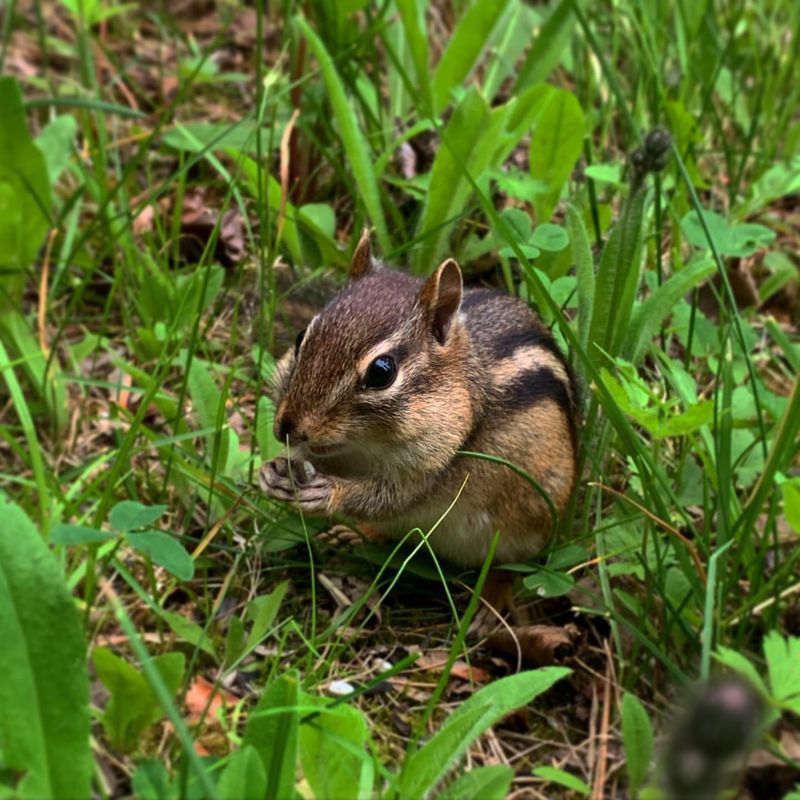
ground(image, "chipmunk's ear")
xmin=349 ymin=227 xmax=375 ymax=280
xmin=418 ymin=258 xmax=463 ymax=344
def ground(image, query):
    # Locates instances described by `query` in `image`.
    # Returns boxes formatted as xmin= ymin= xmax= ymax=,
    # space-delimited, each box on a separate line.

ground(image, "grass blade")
xmin=394 ymin=0 xmax=432 ymax=116
xmin=430 ymin=0 xmax=511 ymax=114
xmin=512 ymin=0 xmax=575 ymax=93
xmin=295 ymin=15 xmax=391 ymax=254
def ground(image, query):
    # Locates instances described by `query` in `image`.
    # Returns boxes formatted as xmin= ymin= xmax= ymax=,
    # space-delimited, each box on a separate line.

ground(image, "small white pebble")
xmin=327 ymin=680 xmax=355 ymax=696
xmin=375 ymin=659 xmax=393 ymax=673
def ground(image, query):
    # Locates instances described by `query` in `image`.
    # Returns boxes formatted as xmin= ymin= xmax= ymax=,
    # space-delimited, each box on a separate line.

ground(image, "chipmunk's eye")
xmin=294 ymin=328 xmax=306 ymax=354
xmin=364 ymin=354 xmax=397 ymax=389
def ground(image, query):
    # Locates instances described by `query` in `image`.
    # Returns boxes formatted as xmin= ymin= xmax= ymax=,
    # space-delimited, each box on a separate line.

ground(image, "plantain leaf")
xmin=0 ymin=497 xmax=91 ymax=798
xmin=529 ymin=88 xmax=584 ymax=223
xmin=621 ymin=693 xmax=654 ymax=795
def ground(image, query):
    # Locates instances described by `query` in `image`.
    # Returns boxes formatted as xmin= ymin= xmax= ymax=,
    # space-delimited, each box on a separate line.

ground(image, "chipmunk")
xmin=260 ymin=230 xmax=578 ymax=623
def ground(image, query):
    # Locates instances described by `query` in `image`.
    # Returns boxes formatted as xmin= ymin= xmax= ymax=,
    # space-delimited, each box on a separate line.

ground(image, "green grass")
xmin=1 ymin=0 xmax=799 ymax=798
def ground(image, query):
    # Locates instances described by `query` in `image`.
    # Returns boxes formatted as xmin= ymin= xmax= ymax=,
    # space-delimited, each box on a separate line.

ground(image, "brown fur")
xmin=261 ymin=237 xmax=578 ymax=577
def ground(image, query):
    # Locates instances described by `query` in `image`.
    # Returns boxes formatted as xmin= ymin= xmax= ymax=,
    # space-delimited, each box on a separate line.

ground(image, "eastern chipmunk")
xmin=261 ymin=231 xmax=577 ymax=602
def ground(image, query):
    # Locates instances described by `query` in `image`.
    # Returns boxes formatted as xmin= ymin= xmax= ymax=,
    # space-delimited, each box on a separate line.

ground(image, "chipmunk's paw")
xmin=260 ymin=457 xmax=334 ymax=514
xmin=318 ymin=524 xmax=363 ymax=545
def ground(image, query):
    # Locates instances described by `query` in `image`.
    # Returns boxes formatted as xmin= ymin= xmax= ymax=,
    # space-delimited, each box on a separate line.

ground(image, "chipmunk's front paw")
xmin=260 ymin=457 xmax=334 ymax=514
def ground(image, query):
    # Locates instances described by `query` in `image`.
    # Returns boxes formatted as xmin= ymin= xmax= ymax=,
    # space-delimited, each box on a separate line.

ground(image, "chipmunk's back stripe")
xmin=498 ymin=367 xmax=572 ymax=417
xmin=491 ymin=326 xmax=566 ymax=367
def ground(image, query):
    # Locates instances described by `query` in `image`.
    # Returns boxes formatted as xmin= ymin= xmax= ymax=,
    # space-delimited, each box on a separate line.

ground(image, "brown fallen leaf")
xmin=448 ymin=661 xmax=492 ymax=684
xmin=487 ymin=623 xmax=582 ymax=667
xmin=184 ymin=674 xmax=238 ymax=726
xmin=132 ymin=203 xmax=155 ymax=236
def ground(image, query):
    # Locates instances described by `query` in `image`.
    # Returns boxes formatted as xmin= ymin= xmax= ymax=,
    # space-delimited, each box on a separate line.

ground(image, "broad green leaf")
xmin=438 ymin=765 xmax=514 ymax=800
xmin=243 ymin=673 xmax=300 ymax=800
xmin=490 ymin=168 xmax=547 ymax=201
xmin=513 ymin=0 xmax=575 ymax=93
xmin=245 ymin=581 xmax=289 ymax=654
xmin=125 ymin=531 xmax=195 ymax=580
xmin=92 ymin=649 xmax=152 ymax=753
xmin=109 ymin=500 xmax=168 ymax=532
xmin=218 ymin=745 xmax=267 ymax=800
xmin=680 ymin=208 xmax=731 ymax=253
xmin=0 ymin=497 xmax=91 ymax=799
xmin=497 ymin=83 xmax=554 ymax=159
xmin=50 ymin=523 xmax=116 ymax=545
xmin=228 ymin=151 xmax=301 ymax=263
xmin=499 ymin=243 xmax=540 ymax=260
xmin=94 ymin=648 xmax=185 ymax=753
xmin=162 ymin=120 xmax=275 ymax=155
xmin=224 ymin=615 xmax=246 ymax=668
xmin=0 ymin=77 xmax=51 ymax=279
xmin=529 ymin=88 xmax=584 ymax=223
xmin=519 ymin=543 xmax=582 ymax=595
xmin=781 ymin=478 xmax=800 ymax=534
xmin=0 ymin=308 xmax=68 ymax=432
xmin=728 ymin=222 xmax=776 ymax=257
xmin=298 ymin=203 xmax=336 ymax=241
xmin=742 ymin=157 xmax=800 ymax=216
xmin=299 ymin=695 xmax=373 ymax=800
xmin=624 ymin=259 xmax=717 ymax=364
xmin=160 ymin=610 xmax=216 ymax=659
xmin=621 ymin=693 xmax=653 ymax=795
xmin=584 ymin=163 xmax=623 ymax=186
xmin=34 ymin=115 xmax=77 ymax=187
xmin=413 ymin=86 xmax=511 ymax=272
xmin=261 ymin=514 xmax=324 ymax=553
xmin=221 ymin=427 xmax=251 ymax=479
xmin=431 ymin=0 xmax=511 ymax=114
xmin=763 ymin=632 xmax=800 ymax=714
xmin=131 ymin=760 xmax=172 ymax=800
xmin=187 ymin=359 xmax=223 ymax=440
xmin=524 ymin=569 xmax=575 ymax=597
xmin=547 ymin=544 xmax=591 ymax=570
xmin=399 ymin=705 xmax=489 ymax=800
xmin=531 ymin=223 xmax=569 ymax=252
xmin=499 ymin=207 xmax=532 ymax=242
xmin=60 ymin=0 xmax=135 ymax=25
xmin=399 ymin=667 xmax=570 ymax=798
xmin=532 ymin=765 xmax=591 ymax=795
xmin=588 ymin=173 xmax=649 ymax=366
xmin=680 ymin=209 xmax=775 ymax=257
xmin=655 ymin=401 xmax=714 ymax=437
xmin=295 ymin=15 xmax=390 ymax=254
xmin=172 ymin=264 xmax=225 ymax=328
xmin=761 ymin=251 xmax=798 ymax=304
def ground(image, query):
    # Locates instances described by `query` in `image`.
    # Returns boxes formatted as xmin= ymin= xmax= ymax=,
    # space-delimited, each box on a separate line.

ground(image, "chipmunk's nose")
xmin=275 ymin=414 xmax=296 ymax=443
xmin=275 ymin=406 xmax=299 ymax=444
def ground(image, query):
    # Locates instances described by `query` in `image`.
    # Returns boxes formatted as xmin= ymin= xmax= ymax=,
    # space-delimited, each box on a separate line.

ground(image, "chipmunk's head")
xmin=272 ymin=230 xmax=474 ymax=476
